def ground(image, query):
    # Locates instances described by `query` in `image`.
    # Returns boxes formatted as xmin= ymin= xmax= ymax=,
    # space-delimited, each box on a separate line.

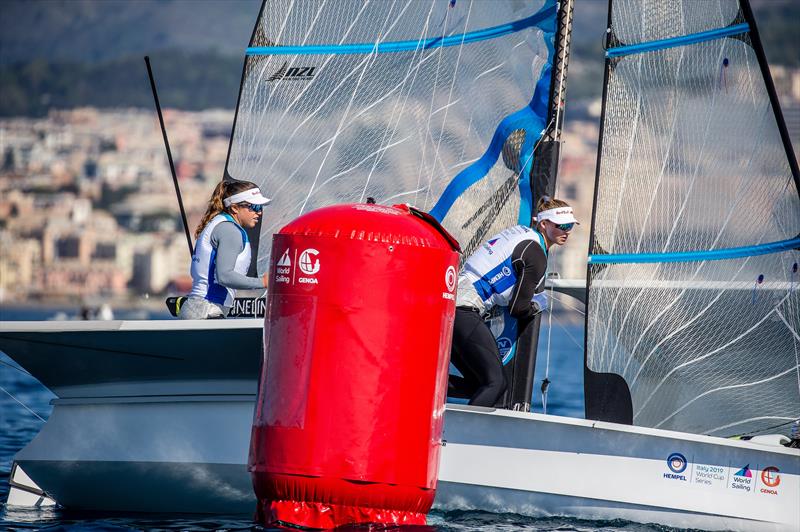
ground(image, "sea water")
xmin=0 ymin=307 xmax=667 ymax=531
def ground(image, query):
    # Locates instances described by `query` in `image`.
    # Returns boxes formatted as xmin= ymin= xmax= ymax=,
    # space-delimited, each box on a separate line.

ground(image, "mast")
xmin=145 ymin=56 xmax=194 ymax=257
xmin=739 ymin=0 xmax=800 ymax=194
xmin=506 ymin=0 xmax=575 ymax=411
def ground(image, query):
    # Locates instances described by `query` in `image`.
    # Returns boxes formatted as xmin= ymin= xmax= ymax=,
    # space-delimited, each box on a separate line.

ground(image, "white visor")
xmin=535 ymin=206 xmax=579 ymax=225
xmin=223 ymin=187 xmax=271 ymax=207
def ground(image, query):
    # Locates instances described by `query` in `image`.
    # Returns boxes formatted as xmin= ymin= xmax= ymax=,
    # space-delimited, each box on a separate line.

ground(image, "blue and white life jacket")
xmin=189 ymin=213 xmax=251 ymax=307
xmin=456 ymin=225 xmax=547 ymax=312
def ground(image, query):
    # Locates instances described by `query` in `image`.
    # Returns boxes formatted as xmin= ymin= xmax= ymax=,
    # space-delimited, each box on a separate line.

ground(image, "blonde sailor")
xmin=450 ymin=197 xmax=579 ymax=406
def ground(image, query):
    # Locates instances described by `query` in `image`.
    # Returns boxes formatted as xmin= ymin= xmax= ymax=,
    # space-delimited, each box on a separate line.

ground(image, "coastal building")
xmin=2 ymin=83 xmax=798 ymax=303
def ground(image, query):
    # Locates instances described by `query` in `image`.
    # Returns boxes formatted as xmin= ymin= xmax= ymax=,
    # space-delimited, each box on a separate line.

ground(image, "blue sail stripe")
xmin=429 ymin=63 xmax=551 ymax=223
xmin=246 ymin=8 xmax=554 ymax=56
xmin=588 ymin=236 xmax=800 ymax=265
xmin=430 ymin=0 xmax=557 ymax=223
xmin=606 ymin=23 xmax=750 ymax=58
xmin=516 ymin=31 xmax=555 ymax=225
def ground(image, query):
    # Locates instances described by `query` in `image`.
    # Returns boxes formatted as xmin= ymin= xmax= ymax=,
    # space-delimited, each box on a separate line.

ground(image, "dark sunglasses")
xmin=553 ymin=222 xmax=574 ymax=232
xmin=244 ymin=203 xmax=263 ymax=213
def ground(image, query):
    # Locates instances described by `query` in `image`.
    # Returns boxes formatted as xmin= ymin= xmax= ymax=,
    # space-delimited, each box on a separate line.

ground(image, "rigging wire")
xmin=539 ymin=286 xmax=587 ymax=414
xmin=0 ymin=384 xmax=46 ymax=423
xmin=539 ymin=281 xmax=587 ymax=413
xmin=548 ymin=291 xmax=585 ymax=315
xmin=0 ymin=357 xmax=34 ymax=377
xmin=1 ymin=354 xmax=50 ymax=423
xmin=541 ymin=282 xmax=555 ymax=414
xmin=549 ymin=311 xmax=585 ymax=353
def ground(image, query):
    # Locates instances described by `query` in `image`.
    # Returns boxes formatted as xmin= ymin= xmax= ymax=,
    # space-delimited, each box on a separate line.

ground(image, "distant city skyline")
xmin=1 ymin=1 xmax=798 ymax=309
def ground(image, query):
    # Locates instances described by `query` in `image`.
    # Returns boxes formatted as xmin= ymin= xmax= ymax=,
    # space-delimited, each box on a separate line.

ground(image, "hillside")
xmin=0 ymin=0 xmax=260 ymax=64
xmin=0 ymin=0 xmax=796 ymax=117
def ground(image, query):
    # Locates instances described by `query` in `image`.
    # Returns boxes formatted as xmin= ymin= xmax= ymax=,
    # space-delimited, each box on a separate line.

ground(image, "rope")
xmin=548 ymin=291 xmax=585 ymax=315
xmin=550 ymin=312 xmax=585 ymax=353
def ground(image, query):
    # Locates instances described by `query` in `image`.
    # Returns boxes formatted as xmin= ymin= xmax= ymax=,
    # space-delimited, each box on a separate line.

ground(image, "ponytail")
xmin=194 ymin=179 xmax=261 ymax=238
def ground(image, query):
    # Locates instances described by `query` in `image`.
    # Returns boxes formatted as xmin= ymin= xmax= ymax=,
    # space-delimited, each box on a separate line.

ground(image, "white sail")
xmin=223 ymin=0 xmax=558 ymax=273
xmin=586 ymin=0 xmax=800 ymax=437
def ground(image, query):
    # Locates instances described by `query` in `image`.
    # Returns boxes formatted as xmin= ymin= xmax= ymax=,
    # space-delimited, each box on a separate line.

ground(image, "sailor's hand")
xmin=262 ymin=273 xmax=269 ymax=289
xmin=532 ymin=291 xmax=548 ymax=313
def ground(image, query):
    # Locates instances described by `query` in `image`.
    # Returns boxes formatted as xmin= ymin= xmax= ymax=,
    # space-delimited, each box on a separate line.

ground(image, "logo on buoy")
xmin=275 ymin=248 xmax=292 ymax=283
xmin=445 ymin=266 xmax=456 ymax=292
xmin=299 ymin=249 xmax=320 ymax=275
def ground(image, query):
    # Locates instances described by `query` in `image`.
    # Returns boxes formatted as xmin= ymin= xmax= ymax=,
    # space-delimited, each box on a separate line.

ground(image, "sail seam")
xmin=246 ymin=9 xmax=553 ymax=56
xmin=633 ymin=289 xmax=795 ymax=426
xmin=653 ymin=364 xmax=800 ymax=429
xmin=708 ymin=416 xmax=796 ymax=437
xmin=606 ymin=23 xmax=750 ymax=58
xmin=363 ymin=1 xmax=438 ymax=204
xmin=588 ymin=236 xmax=800 ymax=264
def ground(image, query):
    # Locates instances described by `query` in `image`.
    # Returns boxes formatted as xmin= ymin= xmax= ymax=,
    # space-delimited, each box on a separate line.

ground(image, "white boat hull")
xmin=439 ymin=406 xmax=798 ymax=531
xmin=3 ymin=321 xmax=798 ymax=530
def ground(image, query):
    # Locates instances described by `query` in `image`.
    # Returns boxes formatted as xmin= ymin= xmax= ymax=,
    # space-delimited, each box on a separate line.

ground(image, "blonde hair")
xmin=194 ymin=180 xmax=259 ymax=238
xmin=535 ymin=195 xmax=571 ymax=230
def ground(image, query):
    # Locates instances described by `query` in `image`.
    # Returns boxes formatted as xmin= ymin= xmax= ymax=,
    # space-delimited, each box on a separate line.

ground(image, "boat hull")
xmin=14 ymin=397 xmax=256 ymax=514
xmin=439 ymin=406 xmax=798 ymax=532
xmin=3 ymin=321 xmax=798 ymax=530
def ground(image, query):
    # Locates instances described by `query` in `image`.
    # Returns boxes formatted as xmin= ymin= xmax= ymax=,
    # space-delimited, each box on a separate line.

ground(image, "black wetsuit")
xmin=450 ymin=238 xmax=547 ymax=407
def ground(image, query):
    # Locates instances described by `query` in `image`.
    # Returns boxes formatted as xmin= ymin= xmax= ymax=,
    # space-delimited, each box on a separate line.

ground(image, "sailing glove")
xmin=532 ymin=292 xmax=548 ymax=314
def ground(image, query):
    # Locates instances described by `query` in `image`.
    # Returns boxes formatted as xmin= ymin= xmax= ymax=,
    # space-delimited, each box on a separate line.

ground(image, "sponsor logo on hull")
xmin=693 ymin=464 xmax=727 ymax=488
xmin=663 ymin=452 xmax=688 ymax=481
xmin=729 ymin=464 xmax=754 ymax=493
xmin=760 ymin=466 xmax=780 ymax=495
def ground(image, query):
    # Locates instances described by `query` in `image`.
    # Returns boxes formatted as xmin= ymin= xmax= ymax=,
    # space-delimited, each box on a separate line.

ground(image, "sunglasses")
xmin=553 ymin=222 xmax=574 ymax=232
xmin=244 ymin=203 xmax=263 ymax=213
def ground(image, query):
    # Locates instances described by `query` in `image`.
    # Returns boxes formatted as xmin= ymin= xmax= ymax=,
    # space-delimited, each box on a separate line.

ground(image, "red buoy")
xmin=249 ymin=203 xmax=459 ymax=529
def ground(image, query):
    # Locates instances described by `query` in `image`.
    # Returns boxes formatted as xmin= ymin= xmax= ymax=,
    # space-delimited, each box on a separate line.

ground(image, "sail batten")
xmin=246 ymin=10 xmax=554 ymax=56
xmin=590 ymin=235 xmax=800 ymax=264
xmin=606 ymin=23 xmax=749 ymax=58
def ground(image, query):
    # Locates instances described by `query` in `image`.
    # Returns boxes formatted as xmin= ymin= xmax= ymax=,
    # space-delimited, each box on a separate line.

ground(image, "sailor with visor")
xmin=449 ymin=197 xmax=579 ymax=406
xmin=180 ymin=180 xmax=271 ymax=319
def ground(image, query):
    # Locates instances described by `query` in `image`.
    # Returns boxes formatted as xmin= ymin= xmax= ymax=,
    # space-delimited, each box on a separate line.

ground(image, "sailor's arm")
xmin=508 ymin=240 xmax=547 ymax=320
xmin=212 ymin=222 xmax=266 ymax=289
